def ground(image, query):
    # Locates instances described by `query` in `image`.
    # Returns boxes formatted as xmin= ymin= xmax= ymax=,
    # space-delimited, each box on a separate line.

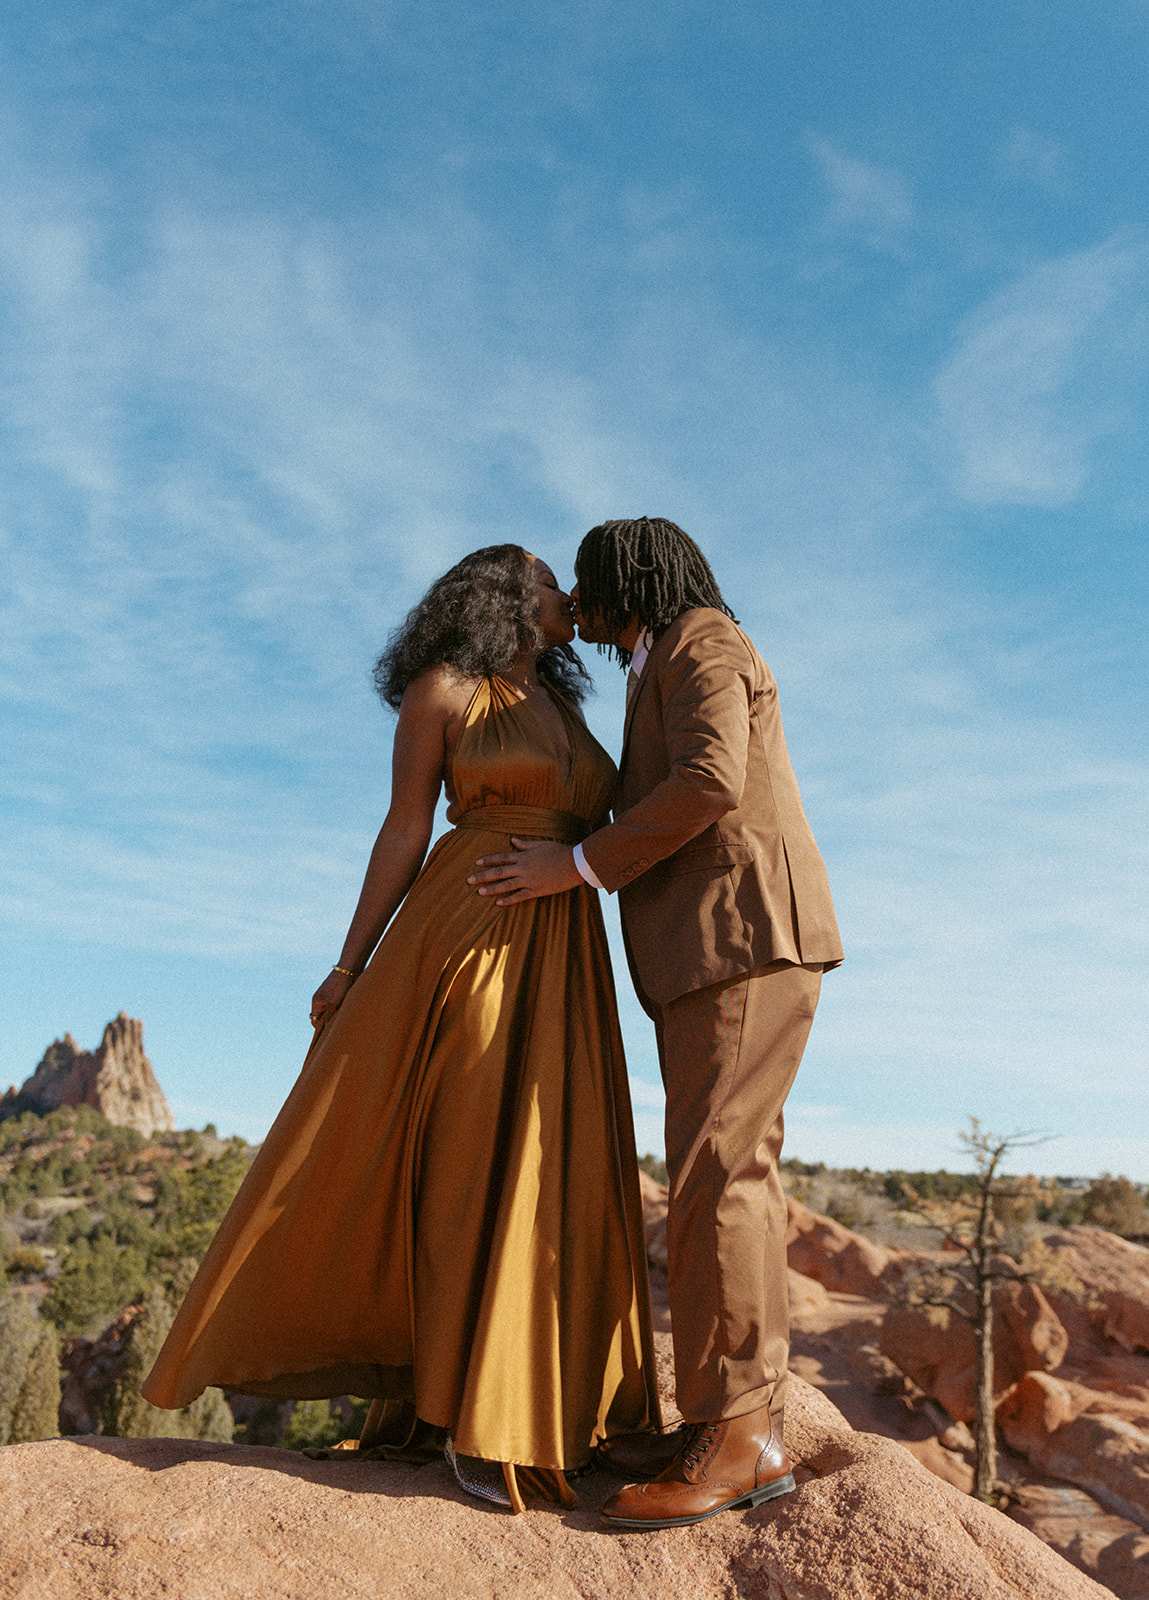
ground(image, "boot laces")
xmin=682 ymin=1421 xmax=720 ymax=1470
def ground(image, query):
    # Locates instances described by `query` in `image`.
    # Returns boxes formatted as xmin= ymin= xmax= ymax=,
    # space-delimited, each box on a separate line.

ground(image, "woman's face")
xmin=527 ymin=555 xmax=576 ymax=649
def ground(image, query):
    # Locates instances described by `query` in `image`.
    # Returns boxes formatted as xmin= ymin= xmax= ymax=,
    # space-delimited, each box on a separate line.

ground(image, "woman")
xmin=142 ymin=544 xmax=660 ymax=1511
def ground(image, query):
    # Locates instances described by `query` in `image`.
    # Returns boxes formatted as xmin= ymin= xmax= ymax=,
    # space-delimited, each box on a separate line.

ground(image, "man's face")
xmin=572 ymin=569 xmax=644 ymax=652
xmin=570 ymin=578 xmax=610 ymax=645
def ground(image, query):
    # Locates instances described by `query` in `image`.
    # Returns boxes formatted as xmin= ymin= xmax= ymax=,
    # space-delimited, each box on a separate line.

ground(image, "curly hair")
xmin=373 ymin=544 xmax=592 ymax=710
xmin=574 ymin=517 xmax=736 ymax=667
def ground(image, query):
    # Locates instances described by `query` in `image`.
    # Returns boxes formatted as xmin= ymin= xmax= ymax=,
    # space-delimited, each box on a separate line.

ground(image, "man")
xmin=470 ymin=517 xmax=842 ymax=1528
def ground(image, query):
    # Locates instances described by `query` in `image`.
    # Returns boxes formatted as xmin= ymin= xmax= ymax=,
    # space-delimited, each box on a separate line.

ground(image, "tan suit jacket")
xmin=581 ymin=608 xmax=843 ymax=1005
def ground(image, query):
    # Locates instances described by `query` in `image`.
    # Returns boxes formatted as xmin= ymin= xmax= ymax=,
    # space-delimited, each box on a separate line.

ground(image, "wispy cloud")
xmin=807 ymin=135 xmax=913 ymax=251
xmin=999 ymin=125 xmax=1067 ymax=190
xmin=932 ymin=236 xmax=1149 ymax=505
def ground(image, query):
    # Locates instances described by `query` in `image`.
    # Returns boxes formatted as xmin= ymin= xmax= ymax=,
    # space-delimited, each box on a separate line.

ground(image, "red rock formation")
xmin=775 ymin=1197 xmax=1149 ymax=1594
xmin=788 ymin=1267 xmax=831 ymax=1315
xmin=785 ymin=1196 xmax=912 ymax=1297
xmin=1006 ymin=1479 xmax=1149 ymax=1600
xmin=878 ymin=1277 xmax=1068 ymax=1424
xmin=637 ymin=1169 xmax=668 ymax=1269
xmin=58 ymin=1303 xmax=142 ymax=1436
xmin=999 ymin=1370 xmax=1149 ymax=1533
xmin=11 ymin=1013 xmax=174 ymax=1137
xmin=1042 ymin=1227 xmax=1149 ymax=1355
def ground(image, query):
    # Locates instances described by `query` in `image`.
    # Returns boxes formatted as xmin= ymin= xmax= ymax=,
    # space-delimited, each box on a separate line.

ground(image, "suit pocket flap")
xmin=662 ymin=843 xmax=754 ymax=878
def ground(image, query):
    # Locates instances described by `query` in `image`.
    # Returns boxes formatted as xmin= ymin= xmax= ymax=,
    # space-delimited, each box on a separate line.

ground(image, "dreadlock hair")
xmin=373 ymin=543 xmax=592 ymax=710
xmin=575 ymin=517 xmax=737 ymax=667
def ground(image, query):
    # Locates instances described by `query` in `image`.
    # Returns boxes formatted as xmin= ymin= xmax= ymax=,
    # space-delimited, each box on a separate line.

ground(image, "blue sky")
xmin=1 ymin=0 xmax=1146 ymax=1178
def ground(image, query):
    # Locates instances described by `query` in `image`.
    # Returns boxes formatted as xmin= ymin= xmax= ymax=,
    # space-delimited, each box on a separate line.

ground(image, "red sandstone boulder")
xmin=998 ymin=1273 xmax=1070 ymax=1372
xmin=637 ymin=1169 xmax=668 ymax=1270
xmin=1042 ymin=1227 xmax=1149 ymax=1355
xmin=878 ymin=1277 xmax=1067 ymax=1424
xmin=1006 ymin=1479 xmax=1149 ymax=1600
xmin=785 ymin=1196 xmax=908 ymax=1296
xmin=999 ymin=1370 xmax=1149 ymax=1533
xmin=788 ymin=1267 xmax=831 ymax=1315
xmin=997 ymin=1370 xmax=1082 ymax=1442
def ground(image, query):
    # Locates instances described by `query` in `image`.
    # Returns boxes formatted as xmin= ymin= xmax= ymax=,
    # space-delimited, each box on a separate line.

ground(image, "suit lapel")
xmin=620 ymin=638 xmax=657 ymax=766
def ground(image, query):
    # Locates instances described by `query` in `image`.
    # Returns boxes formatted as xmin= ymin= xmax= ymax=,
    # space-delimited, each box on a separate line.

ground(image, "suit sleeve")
xmin=581 ymin=614 xmax=755 ymax=893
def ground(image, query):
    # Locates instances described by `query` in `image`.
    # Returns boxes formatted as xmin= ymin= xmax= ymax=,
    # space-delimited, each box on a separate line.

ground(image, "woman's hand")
xmin=309 ymin=968 xmax=356 ymax=1029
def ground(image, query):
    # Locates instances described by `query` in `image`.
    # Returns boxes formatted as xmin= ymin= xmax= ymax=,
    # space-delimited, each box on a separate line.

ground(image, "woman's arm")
xmin=309 ymin=668 xmax=465 ymax=1025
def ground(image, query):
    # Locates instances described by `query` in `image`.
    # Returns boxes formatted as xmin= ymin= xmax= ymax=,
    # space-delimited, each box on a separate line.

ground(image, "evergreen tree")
xmin=282 ymin=1398 xmax=345 ymax=1450
xmin=9 ymin=1320 xmax=61 ymax=1443
xmin=162 ymin=1149 xmax=248 ymax=1260
xmin=41 ymin=1236 xmax=148 ymax=1337
xmin=0 ymin=1295 xmax=60 ymax=1444
xmin=104 ymin=1287 xmax=233 ymax=1443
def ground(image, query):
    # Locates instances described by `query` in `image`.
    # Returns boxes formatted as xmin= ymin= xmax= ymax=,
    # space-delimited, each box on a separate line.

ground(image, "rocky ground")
xmin=0 ymin=1337 xmax=1108 ymax=1600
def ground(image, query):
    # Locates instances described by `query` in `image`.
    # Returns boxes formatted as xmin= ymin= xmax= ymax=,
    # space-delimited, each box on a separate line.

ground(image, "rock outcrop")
xmin=879 ymin=1276 xmax=1068 ymax=1423
xmin=999 ymin=1371 xmax=1149 ymax=1532
xmin=769 ymin=1193 xmax=1149 ymax=1595
xmin=58 ymin=1304 xmax=143 ymax=1437
xmin=1006 ymin=1478 xmax=1149 ymax=1600
xmin=1042 ymin=1227 xmax=1149 ymax=1355
xmin=4 ymin=1014 xmax=174 ymax=1136
xmin=637 ymin=1169 xmax=668 ymax=1269
xmin=786 ymin=1195 xmax=911 ymax=1297
xmin=0 ymin=1342 xmax=1107 ymax=1600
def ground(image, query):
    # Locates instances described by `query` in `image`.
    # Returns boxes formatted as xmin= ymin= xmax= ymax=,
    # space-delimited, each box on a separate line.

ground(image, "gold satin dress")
xmin=142 ymin=677 xmax=660 ymax=1472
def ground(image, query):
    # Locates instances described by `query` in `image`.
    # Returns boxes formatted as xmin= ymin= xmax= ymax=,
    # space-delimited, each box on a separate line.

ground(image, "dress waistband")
xmin=452 ymin=805 xmax=590 ymax=845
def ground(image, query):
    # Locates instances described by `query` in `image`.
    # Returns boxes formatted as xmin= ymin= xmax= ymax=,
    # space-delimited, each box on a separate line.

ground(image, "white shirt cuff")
xmin=572 ymin=842 xmax=605 ymax=890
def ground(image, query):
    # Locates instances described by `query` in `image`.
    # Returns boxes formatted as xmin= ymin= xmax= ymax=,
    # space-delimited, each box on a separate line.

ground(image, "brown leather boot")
xmin=595 ymin=1425 xmax=692 ymax=1481
xmin=600 ymin=1404 xmax=795 ymax=1528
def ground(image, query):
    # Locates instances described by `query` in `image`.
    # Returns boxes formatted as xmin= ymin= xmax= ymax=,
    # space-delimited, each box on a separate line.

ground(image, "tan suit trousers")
xmin=648 ymin=959 xmax=823 ymax=1422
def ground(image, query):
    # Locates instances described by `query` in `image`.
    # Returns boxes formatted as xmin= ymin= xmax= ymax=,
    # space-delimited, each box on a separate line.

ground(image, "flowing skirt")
xmin=142 ymin=819 xmax=659 ymax=1469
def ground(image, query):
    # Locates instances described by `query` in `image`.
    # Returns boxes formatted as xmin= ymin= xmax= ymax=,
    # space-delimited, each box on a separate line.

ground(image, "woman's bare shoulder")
xmin=401 ymin=663 xmax=483 ymax=716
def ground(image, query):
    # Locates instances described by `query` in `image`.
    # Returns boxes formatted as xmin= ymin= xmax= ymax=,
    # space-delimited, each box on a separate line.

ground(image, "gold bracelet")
xmin=331 ymin=963 xmax=358 ymax=979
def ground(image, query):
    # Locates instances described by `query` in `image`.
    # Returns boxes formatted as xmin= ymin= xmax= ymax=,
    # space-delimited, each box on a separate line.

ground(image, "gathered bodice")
xmin=446 ymin=677 xmax=616 ymax=830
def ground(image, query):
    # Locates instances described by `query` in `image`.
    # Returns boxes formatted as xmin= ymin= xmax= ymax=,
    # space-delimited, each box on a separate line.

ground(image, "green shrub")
xmin=29 ymin=1156 xmax=65 ymax=1198
xmin=882 ymin=1169 xmax=979 ymax=1204
xmin=282 ymin=1399 xmax=345 ymax=1450
xmin=1082 ymin=1174 xmax=1147 ymax=1237
xmin=281 ymin=1397 xmax=371 ymax=1451
xmin=5 ymin=1246 xmax=48 ymax=1279
xmin=90 ymin=1197 xmax=156 ymax=1257
xmin=162 ymin=1149 xmax=248 ymax=1261
xmin=151 ymin=1170 xmax=180 ymax=1217
xmin=48 ymin=1206 xmax=93 ymax=1248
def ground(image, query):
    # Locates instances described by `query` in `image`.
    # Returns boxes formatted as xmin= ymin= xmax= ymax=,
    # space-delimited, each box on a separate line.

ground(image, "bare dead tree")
xmin=900 ymin=1119 xmax=1052 ymax=1502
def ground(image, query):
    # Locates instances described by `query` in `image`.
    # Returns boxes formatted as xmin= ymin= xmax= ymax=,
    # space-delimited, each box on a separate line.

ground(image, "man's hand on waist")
xmin=468 ymin=838 xmax=583 ymax=905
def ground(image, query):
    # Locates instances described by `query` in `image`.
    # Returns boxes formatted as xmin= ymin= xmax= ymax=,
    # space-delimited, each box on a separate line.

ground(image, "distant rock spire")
xmin=8 ymin=1013 xmax=175 ymax=1136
